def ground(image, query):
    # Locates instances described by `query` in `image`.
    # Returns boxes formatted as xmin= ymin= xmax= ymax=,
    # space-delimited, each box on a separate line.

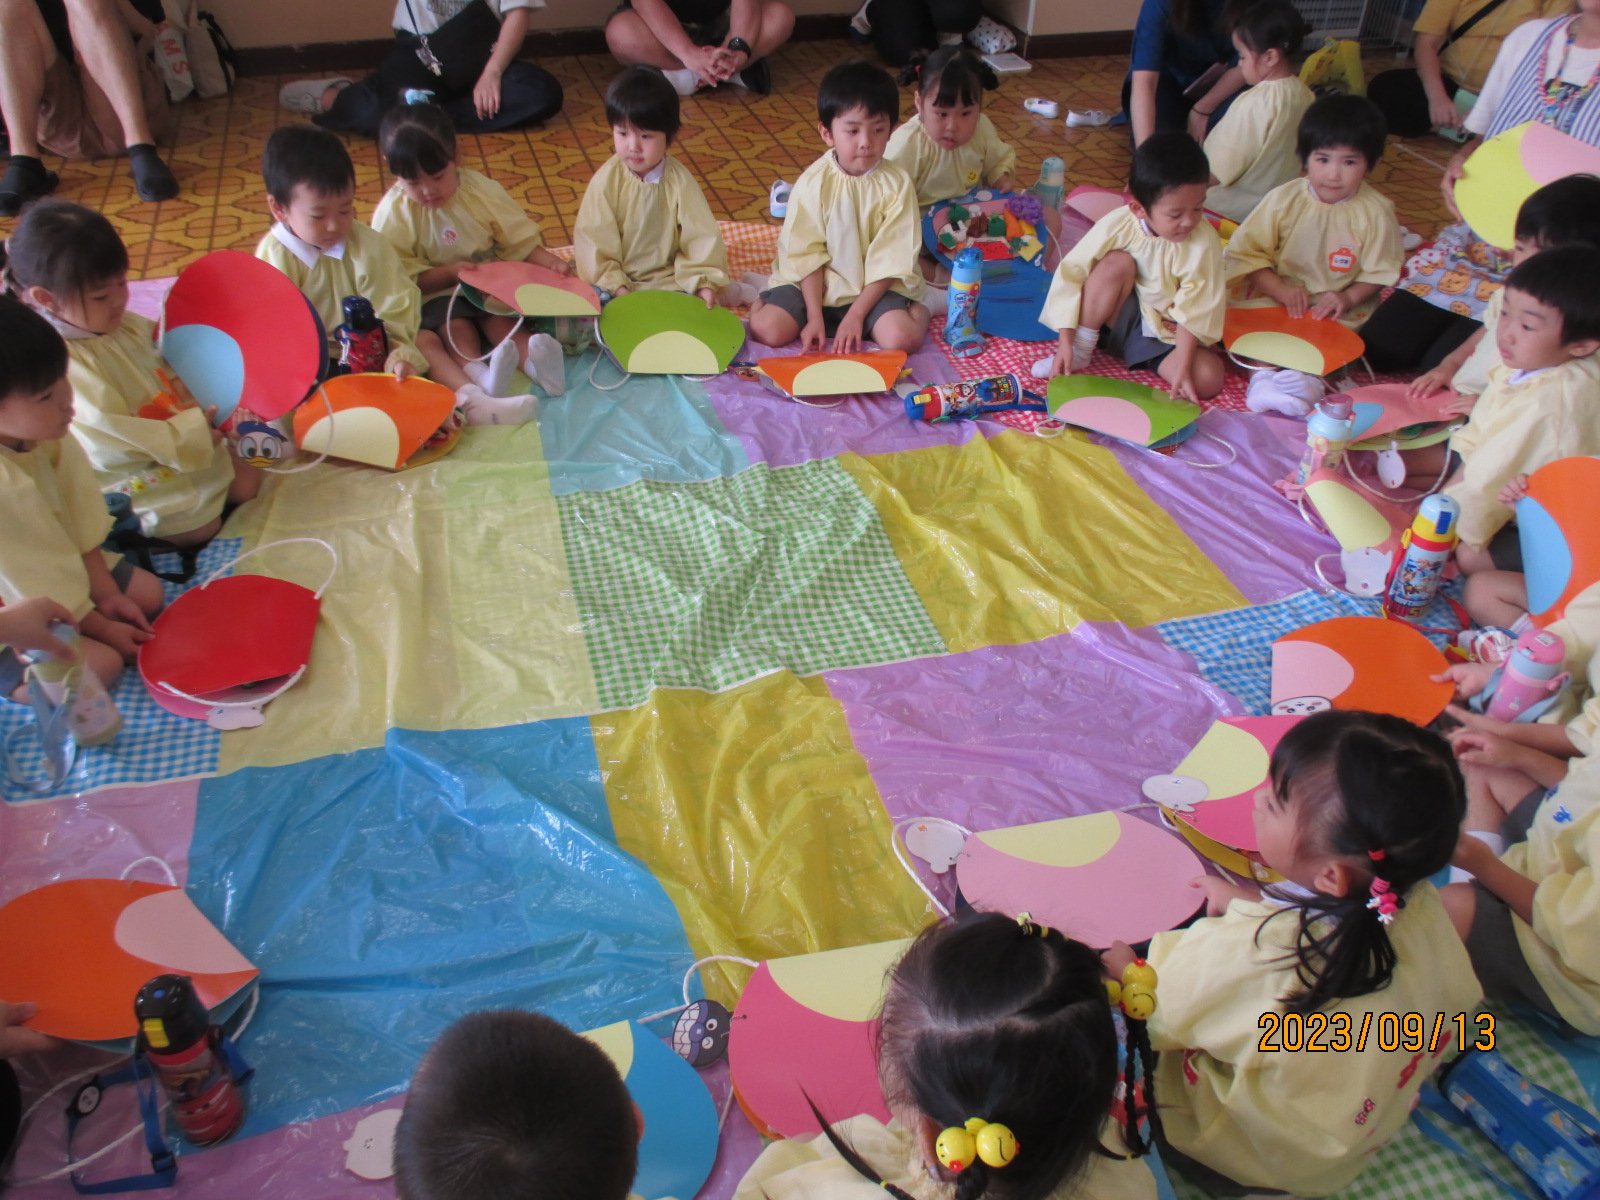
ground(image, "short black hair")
xmin=605 ymin=66 xmax=681 ymax=141
xmin=910 ymin=45 xmax=995 ymax=106
xmin=393 ymin=1011 xmax=638 ymax=1200
xmin=1504 ymin=246 xmax=1600 ymax=344
xmin=1297 ymin=94 xmax=1387 ymax=168
xmin=1 ymin=200 xmax=129 ymax=304
xmin=1515 ymin=174 xmax=1600 ymax=250
xmin=1129 ymin=131 xmax=1211 ymax=209
xmin=380 ymin=102 xmax=458 ymax=180
xmin=818 ymin=60 xmax=899 ymax=129
xmin=0 ymin=294 xmax=69 ymax=402
xmin=262 ymin=124 xmax=356 ymax=206
xmin=1232 ymin=0 xmax=1307 ymax=57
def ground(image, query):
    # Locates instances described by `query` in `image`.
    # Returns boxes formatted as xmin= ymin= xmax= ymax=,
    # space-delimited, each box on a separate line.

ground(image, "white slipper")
xmin=1066 ymin=108 xmax=1112 ymax=128
xmin=278 ymin=77 xmax=352 ymax=115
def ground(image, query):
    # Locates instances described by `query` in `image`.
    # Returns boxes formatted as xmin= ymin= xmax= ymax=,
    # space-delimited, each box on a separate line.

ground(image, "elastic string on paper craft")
xmin=587 ymin=322 xmax=631 ymax=391
xmin=195 ymin=537 xmax=338 ymax=598
xmin=118 ymin=857 xmax=178 ymax=886
xmin=266 ymin=381 xmax=334 ymax=476
xmin=635 ymin=955 xmax=760 ymax=1025
xmin=442 ymin=283 xmax=524 ymax=364
xmin=1340 ymin=431 xmax=1454 ymax=501
xmin=891 ymin=816 xmax=973 ymax=918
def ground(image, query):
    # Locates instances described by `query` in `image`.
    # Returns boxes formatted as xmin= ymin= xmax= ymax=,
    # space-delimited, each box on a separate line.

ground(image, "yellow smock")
xmin=372 ymin=167 xmax=545 ymax=303
xmin=0 ymin=436 xmax=115 ymax=619
xmin=884 ymin=113 xmax=1017 ymax=209
xmin=573 ymin=154 xmax=730 ymax=297
xmin=1203 ymin=76 xmax=1316 ymax=224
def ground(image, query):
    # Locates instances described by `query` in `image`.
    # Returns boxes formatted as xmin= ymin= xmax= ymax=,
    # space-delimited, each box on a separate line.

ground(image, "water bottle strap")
xmin=66 ymin=1057 xmax=176 ymax=1193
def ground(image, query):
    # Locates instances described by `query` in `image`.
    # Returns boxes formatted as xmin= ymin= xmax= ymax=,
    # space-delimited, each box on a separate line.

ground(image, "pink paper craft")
xmin=1143 ymin=715 xmax=1305 ymax=855
xmin=954 ymin=811 xmax=1205 ymax=947
xmin=1065 ymin=185 xmax=1127 ymax=223
xmin=457 ymin=260 xmax=601 ymax=317
xmin=1054 ymin=393 xmax=1152 ymax=444
xmin=1341 ymin=383 xmax=1459 ymax=443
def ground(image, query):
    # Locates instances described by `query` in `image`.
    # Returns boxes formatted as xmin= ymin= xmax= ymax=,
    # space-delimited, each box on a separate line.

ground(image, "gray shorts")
xmin=1102 ymin=291 xmax=1174 ymax=371
xmin=420 ymin=293 xmax=492 ymax=333
xmin=1489 ymin=521 xmax=1523 ymax=572
xmin=1465 ymin=785 xmax=1565 ymax=1025
xmin=756 ymin=285 xmax=913 ymax=339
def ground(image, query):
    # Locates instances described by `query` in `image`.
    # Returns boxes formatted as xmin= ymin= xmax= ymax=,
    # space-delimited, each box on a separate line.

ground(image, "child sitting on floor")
xmin=1445 ymin=741 xmax=1600 ymax=1035
xmin=884 ymin=46 xmax=1014 ymax=210
xmin=254 ymin=124 xmax=430 ymax=382
xmin=749 ymin=61 xmax=929 ymax=356
xmin=1116 ymin=710 xmax=1481 ymax=1196
xmin=735 ymin=910 xmax=1162 ymax=1200
xmin=1225 ymin=94 xmax=1402 ymax=415
xmin=5 ymin=202 xmax=258 ymax=548
xmin=373 ymin=101 xmax=570 ymax=427
xmin=574 ymin=67 xmax=734 ymax=308
xmin=0 ymin=296 xmax=163 ymax=690
xmin=393 ymin=1009 xmax=641 ymax=1200
xmin=1040 ymin=131 xmax=1226 ymax=402
xmin=1409 ymin=174 xmax=1600 ymax=406
xmin=1202 ymin=0 xmax=1314 ymax=224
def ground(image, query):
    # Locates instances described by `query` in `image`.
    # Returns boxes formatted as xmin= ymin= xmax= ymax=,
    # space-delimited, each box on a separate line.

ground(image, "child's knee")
xmin=80 ymin=637 xmax=127 ymax=689
xmin=872 ymin=308 xmax=927 ymax=353
xmin=126 ymin=567 xmax=166 ymax=618
xmin=749 ymin=302 xmax=798 ymax=344
xmin=416 ymin=328 xmax=446 ymax=357
xmin=1455 ymin=542 xmax=1494 ymax=575
xmin=1091 ymin=250 xmax=1137 ymax=284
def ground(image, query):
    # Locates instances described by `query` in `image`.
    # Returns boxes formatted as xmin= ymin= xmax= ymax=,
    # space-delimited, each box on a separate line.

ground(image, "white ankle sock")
xmin=463 ymin=361 xmax=490 ymax=388
xmin=483 ymin=337 xmax=521 ymax=398
xmin=1071 ymin=327 xmax=1099 ymax=372
xmin=523 ymin=332 xmax=567 ymax=397
xmin=456 ymin=383 xmax=537 ymax=427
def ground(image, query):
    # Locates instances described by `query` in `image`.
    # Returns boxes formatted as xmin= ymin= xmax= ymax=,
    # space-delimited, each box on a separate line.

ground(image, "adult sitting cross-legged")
xmin=605 ymin=0 xmax=795 ymax=96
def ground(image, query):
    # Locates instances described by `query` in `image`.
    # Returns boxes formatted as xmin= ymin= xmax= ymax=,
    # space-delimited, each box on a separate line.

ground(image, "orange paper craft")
xmin=294 ymin=374 xmax=458 ymax=470
xmin=1223 ymin=306 xmax=1365 ymax=375
xmin=1520 ymin=456 xmax=1600 ymax=628
xmin=754 ymin=350 xmax=906 ymax=397
xmin=1273 ymin=616 xmax=1453 ymax=725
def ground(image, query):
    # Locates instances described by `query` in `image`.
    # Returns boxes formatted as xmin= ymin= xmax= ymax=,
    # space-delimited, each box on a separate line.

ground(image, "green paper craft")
xmin=599 ymin=290 xmax=746 ymax=375
xmin=1047 ymin=375 xmax=1201 ymax=448
xmin=456 ymin=261 xmax=600 ymax=317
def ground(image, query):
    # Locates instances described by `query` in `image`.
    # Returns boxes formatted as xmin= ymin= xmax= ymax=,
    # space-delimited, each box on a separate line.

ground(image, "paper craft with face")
xmin=0 ymin=879 xmax=257 ymax=1046
xmin=457 ymin=260 xmax=601 ymax=318
xmin=1223 ymin=305 xmax=1365 ymax=375
xmin=1299 ymin=465 xmax=1412 ymax=596
xmin=294 ymin=374 xmax=460 ymax=470
xmin=755 ymin=350 xmax=906 ymax=398
xmin=1520 ymin=456 xmax=1600 ymax=628
xmin=728 ymin=938 xmax=908 ymax=1138
xmin=1454 ymin=122 xmax=1600 ymax=250
xmin=1047 ymin=375 xmax=1202 ymax=449
xmin=599 ymin=290 xmax=746 ymax=375
xmin=1273 ymin=616 xmax=1454 ymax=725
xmin=585 ymin=1020 xmax=719 ymax=1200
xmin=1141 ymin=714 xmax=1304 ymax=878
xmin=903 ymin=820 xmax=967 ymax=873
xmin=671 ymin=998 xmax=731 ymax=1066
xmin=160 ymin=250 xmax=327 ymax=430
xmin=954 ymin=811 xmax=1206 ymax=947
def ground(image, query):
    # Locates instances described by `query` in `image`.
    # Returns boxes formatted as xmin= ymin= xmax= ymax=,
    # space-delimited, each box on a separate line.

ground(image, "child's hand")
xmin=1307 ymin=291 xmax=1350 ymax=321
xmin=1440 ymin=391 xmax=1477 ymax=418
xmin=991 ymin=173 xmax=1015 ymax=193
xmin=393 ymin=362 xmax=415 ymax=383
xmin=82 ymin=605 xmax=151 ymax=660
xmin=0 ymin=598 xmax=77 ymax=660
xmin=1168 ymin=370 xmax=1201 ymax=405
xmin=1275 ymin=283 xmax=1311 ymax=319
xmin=203 ymin=406 xmax=227 ymax=444
xmin=832 ymin=312 xmax=866 ymax=356
xmin=799 ymin=315 xmax=826 ymax=354
xmin=1451 ymin=830 xmax=1496 ymax=873
xmin=1101 ymin=941 xmax=1137 ymax=979
xmin=1432 ymin=661 xmax=1495 ymax=700
xmin=1193 ymin=873 xmax=1258 ymax=916
xmin=0 ymin=1000 xmax=58 ymax=1058
xmin=697 ymin=286 xmax=716 ymax=309
xmin=530 ymin=247 xmax=571 ymax=276
xmin=1449 ymin=728 xmax=1521 ymax=770
xmin=1497 ymin=473 xmax=1531 ymax=506
xmin=1407 ymin=366 xmax=1452 ymax=399
xmin=1444 ymin=702 xmax=1510 ymax=738
xmin=612 ymin=284 xmax=631 ymax=298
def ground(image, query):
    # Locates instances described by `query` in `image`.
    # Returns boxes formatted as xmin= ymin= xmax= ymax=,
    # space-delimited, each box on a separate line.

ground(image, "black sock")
xmin=127 ymin=143 xmax=179 ymax=202
xmin=0 ymin=154 xmax=57 ymax=216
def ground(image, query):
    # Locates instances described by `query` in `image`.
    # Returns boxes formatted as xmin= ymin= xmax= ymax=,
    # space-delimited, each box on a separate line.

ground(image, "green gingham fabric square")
xmin=556 ymin=458 xmax=947 ymax=709
xmin=1166 ymin=1006 xmax=1593 ymax=1200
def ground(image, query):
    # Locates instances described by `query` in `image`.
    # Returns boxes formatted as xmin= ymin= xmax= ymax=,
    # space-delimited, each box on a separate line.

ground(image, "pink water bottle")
xmin=1486 ymin=628 xmax=1571 ymax=723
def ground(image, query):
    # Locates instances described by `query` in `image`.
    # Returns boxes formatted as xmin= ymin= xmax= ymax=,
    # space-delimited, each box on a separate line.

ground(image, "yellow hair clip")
xmin=1016 ymin=911 xmax=1050 ymax=938
xmin=1109 ymin=957 xmax=1158 ymax=1020
xmin=936 ymin=1118 xmax=1020 ymax=1172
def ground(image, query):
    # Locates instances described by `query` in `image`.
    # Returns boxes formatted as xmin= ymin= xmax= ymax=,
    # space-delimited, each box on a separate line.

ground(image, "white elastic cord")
xmin=1186 ymin=431 xmax=1238 ymax=468
xmin=587 ymin=349 xmax=630 ymax=392
xmin=890 ymin=816 xmax=973 ymax=919
xmin=1340 ymin=431 xmax=1453 ymax=501
xmin=793 ymin=392 xmax=845 ymax=409
xmin=442 ymin=284 xmax=524 ymax=364
xmin=634 ymin=955 xmax=759 ymax=1025
xmin=118 ymin=857 xmax=177 ymax=886
xmin=1314 ymin=551 xmax=1358 ymax=596
xmin=152 ymin=666 xmax=306 ymax=711
xmin=198 ymin=536 xmax=339 ymax=597
xmin=265 ymin=381 xmax=334 ymax=476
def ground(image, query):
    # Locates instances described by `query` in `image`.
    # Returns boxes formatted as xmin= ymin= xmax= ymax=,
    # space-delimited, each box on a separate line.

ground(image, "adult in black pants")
xmin=1123 ymin=0 xmax=1243 ymax=146
xmin=280 ymin=0 xmax=562 ymax=138
xmin=856 ymin=0 xmax=983 ymax=67
xmin=606 ymin=0 xmax=794 ymax=96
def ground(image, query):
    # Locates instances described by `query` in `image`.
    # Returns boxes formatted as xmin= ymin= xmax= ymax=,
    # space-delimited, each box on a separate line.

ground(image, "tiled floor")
xmin=2 ymin=42 xmax=1463 ymax=279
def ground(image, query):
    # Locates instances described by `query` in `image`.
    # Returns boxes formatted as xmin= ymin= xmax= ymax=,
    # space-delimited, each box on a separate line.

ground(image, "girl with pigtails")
xmin=1124 ymin=710 xmax=1484 ymax=1196
xmin=734 ymin=909 xmax=1166 ymax=1200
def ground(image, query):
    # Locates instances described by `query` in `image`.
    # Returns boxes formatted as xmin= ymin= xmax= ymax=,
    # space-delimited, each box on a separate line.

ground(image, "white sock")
xmin=924 ymin=288 xmax=949 ymax=317
xmin=456 ymin=383 xmax=538 ymax=427
xmin=463 ymin=360 xmax=489 ymax=388
xmin=483 ymin=337 xmax=521 ymax=397
xmin=1071 ymin=327 xmax=1099 ymax=372
xmin=662 ymin=67 xmax=699 ymax=96
xmin=1030 ymin=354 xmax=1055 ymax=379
xmin=523 ymin=332 xmax=567 ymax=397
xmin=1246 ymin=369 xmax=1319 ymax=418
xmin=716 ymin=280 xmax=761 ymax=307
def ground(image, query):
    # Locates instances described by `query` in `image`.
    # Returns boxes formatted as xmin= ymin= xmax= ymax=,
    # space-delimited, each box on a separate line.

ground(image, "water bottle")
xmin=1031 ymin=156 xmax=1065 ymax=211
xmin=136 ymin=975 xmax=245 ymax=1146
xmin=945 ymin=246 xmax=984 ymax=358
xmin=334 ymin=295 xmax=388 ymax=375
xmin=1293 ymin=397 xmax=1355 ymax=486
xmin=904 ymin=374 xmax=1038 ymax=421
xmin=27 ymin=621 xmax=121 ymax=747
xmin=1383 ymin=493 xmax=1460 ymax=620
xmin=1485 ymin=628 xmax=1571 ymax=723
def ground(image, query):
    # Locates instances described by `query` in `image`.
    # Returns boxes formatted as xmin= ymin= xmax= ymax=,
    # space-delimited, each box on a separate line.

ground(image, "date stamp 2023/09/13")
xmin=1257 ymin=1011 xmax=1496 ymax=1053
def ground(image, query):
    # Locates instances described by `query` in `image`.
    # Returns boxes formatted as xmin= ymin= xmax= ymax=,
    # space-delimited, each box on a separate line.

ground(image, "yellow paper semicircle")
xmin=1304 ymin=477 xmax=1390 ymax=551
xmin=1455 ymin=125 xmax=1541 ymax=250
xmin=790 ymin=360 xmax=894 ymax=396
xmin=1231 ymin=331 xmax=1324 ymax=374
xmin=765 ymin=938 xmax=911 ymax=1021
xmin=1173 ymin=722 xmax=1269 ymax=801
xmin=583 ymin=1020 xmax=636 ymax=1078
xmin=626 ymin=330 xmax=718 ymax=375
xmin=298 ymin=408 xmax=402 ymax=470
xmin=974 ymin=811 xmax=1121 ymax=866
xmin=513 ymin=282 xmax=602 ymax=318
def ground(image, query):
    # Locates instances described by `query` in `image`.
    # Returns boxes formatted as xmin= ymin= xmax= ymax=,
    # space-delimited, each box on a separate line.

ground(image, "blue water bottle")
xmin=945 ymin=246 xmax=984 ymax=358
xmin=1032 ymin=156 xmax=1065 ymax=211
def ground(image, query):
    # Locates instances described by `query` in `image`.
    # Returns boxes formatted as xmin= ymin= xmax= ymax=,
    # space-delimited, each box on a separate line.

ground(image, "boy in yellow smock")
xmin=1040 ymin=132 xmax=1226 ymax=402
xmin=748 ymin=61 xmax=928 ymax=355
xmin=254 ymin=125 xmax=429 ymax=380
xmin=574 ymin=67 xmax=731 ymax=305
xmin=1202 ymin=0 xmax=1315 ymax=223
